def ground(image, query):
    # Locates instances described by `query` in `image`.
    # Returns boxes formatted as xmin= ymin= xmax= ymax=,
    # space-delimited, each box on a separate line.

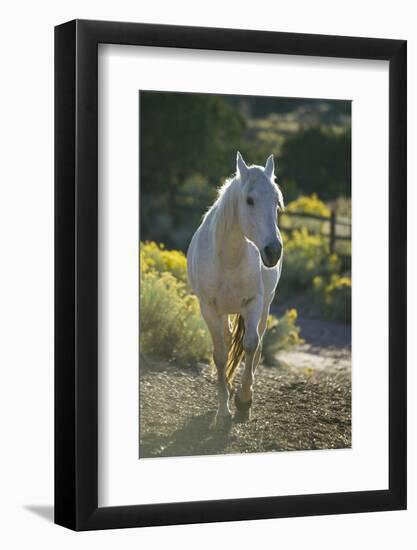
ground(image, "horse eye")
xmin=246 ymin=197 xmax=254 ymax=206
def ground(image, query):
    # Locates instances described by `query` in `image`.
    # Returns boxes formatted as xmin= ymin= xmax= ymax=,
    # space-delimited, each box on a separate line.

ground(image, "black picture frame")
xmin=55 ymin=19 xmax=407 ymax=531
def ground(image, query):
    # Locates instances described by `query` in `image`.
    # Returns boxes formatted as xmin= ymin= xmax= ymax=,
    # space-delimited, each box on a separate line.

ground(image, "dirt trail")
xmin=139 ymin=318 xmax=351 ymax=458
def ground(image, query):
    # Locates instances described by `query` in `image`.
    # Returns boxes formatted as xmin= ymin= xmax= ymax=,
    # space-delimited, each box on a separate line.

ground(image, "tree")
xmin=279 ymin=127 xmax=351 ymax=200
xmin=140 ymin=92 xmax=244 ymax=193
xmin=140 ymin=92 xmax=245 ymax=244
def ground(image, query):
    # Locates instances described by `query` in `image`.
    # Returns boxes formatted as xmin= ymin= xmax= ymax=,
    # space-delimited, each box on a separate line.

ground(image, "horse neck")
xmin=219 ymin=222 xmax=247 ymax=269
xmin=212 ymin=182 xmax=246 ymax=269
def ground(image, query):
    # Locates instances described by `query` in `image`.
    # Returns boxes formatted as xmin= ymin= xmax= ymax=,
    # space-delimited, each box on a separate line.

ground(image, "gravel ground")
xmin=139 ymin=318 xmax=351 ymax=458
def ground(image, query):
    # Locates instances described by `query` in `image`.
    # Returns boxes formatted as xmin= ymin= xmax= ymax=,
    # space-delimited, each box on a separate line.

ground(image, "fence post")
xmin=330 ymin=209 xmax=336 ymax=254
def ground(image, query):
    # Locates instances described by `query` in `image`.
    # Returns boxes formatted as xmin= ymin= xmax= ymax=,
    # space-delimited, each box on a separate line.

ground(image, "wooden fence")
xmin=281 ymin=210 xmax=351 ymax=256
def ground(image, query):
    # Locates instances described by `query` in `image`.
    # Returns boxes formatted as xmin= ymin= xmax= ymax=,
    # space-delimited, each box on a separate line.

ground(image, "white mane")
xmin=203 ymin=175 xmax=240 ymax=249
xmin=202 ymin=166 xmax=284 ymax=250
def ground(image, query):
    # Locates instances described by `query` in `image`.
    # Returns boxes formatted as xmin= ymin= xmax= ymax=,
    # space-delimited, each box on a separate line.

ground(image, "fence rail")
xmin=282 ymin=211 xmax=351 ymax=227
xmin=282 ymin=210 xmax=351 ymax=256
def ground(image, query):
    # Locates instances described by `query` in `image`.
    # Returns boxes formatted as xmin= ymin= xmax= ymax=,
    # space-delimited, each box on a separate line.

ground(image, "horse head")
xmin=235 ymin=151 xmax=284 ymax=268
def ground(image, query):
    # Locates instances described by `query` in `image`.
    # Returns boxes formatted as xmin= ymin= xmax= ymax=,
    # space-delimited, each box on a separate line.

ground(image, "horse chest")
xmin=213 ymin=273 xmax=258 ymax=314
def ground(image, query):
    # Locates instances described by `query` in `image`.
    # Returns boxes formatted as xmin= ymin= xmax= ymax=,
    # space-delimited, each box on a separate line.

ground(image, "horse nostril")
xmin=263 ymin=241 xmax=282 ymax=265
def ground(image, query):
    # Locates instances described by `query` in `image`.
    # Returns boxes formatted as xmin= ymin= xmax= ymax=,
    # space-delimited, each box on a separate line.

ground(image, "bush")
xmin=262 ymin=309 xmax=303 ymax=365
xmin=313 ymin=275 xmax=351 ymax=323
xmin=285 ymin=193 xmax=331 ymax=217
xmin=281 ymin=193 xmax=331 ymax=236
xmin=140 ymin=241 xmax=188 ymax=284
xmin=280 ymin=228 xmax=340 ymax=293
xmin=140 ymin=269 xmax=211 ymax=365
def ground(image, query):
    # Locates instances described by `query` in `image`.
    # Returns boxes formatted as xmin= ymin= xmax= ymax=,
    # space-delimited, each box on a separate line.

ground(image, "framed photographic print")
xmin=55 ymin=19 xmax=407 ymax=530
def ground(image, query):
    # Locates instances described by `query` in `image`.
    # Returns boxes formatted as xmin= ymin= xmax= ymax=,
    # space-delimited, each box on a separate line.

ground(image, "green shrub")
xmin=280 ymin=228 xmax=340 ymax=293
xmin=140 ymin=269 xmax=211 ymax=365
xmin=285 ymin=193 xmax=330 ymax=217
xmin=140 ymin=241 xmax=188 ymax=284
xmin=280 ymin=193 xmax=331 ymax=236
xmin=140 ymin=241 xmax=210 ymax=365
xmin=262 ymin=309 xmax=303 ymax=364
xmin=313 ymin=275 xmax=351 ymax=323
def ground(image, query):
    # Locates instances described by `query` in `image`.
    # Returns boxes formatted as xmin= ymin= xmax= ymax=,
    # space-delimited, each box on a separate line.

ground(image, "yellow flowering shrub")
xmin=140 ymin=241 xmax=188 ymax=284
xmin=263 ymin=309 xmax=303 ymax=364
xmin=140 ymin=268 xmax=211 ymax=365
xmin=140 ymin=241 xmax=210 ymax=365
xmin=280 ymin=193 xmax=331 ymax=236
xmin=313 ymin=275 xmax=351 ymax=323
xmin=281 ymin=228 xmax=340 ymax=292
xmin=285 ymin=193 xmax=331 ymax=217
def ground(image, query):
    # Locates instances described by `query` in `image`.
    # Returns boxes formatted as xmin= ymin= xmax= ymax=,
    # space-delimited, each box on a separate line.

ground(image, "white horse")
xmin=187 ymin=152 xmax=284 ymax=429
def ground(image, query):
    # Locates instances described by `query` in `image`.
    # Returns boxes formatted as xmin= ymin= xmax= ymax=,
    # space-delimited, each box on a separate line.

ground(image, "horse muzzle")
xmin=261 ymin=240 xmax=282 ymax=268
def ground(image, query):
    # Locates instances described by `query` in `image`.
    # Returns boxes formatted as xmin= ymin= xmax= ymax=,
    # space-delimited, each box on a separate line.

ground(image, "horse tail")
xmin=225 ymin=314 xmax=245 ymax=388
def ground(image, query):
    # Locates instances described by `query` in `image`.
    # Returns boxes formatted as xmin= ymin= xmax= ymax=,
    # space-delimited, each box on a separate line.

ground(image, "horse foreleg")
xmin=252 ymin=301 xmax=271 ymax=374
xmin=200 ymin=303 xmax=232 ymax=429
xmin=235 ymin=298 xmax=264 ymax=422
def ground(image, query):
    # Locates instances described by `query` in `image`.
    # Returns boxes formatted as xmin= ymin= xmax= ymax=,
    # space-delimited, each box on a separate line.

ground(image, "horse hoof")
xmin=213 ymin=413 xmax=232 ymax=432
xmin=234 ymin=394 xmax=252 ymax=423
xmin=234 ymin=408 xmax=251 ymax=423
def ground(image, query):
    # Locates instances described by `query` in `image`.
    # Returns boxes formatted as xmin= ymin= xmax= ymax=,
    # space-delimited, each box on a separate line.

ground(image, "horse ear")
xmin=236 ymin=151 xmax=249 ymax=179
xmin=265 ymin=154 xmax=275 ymax=178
